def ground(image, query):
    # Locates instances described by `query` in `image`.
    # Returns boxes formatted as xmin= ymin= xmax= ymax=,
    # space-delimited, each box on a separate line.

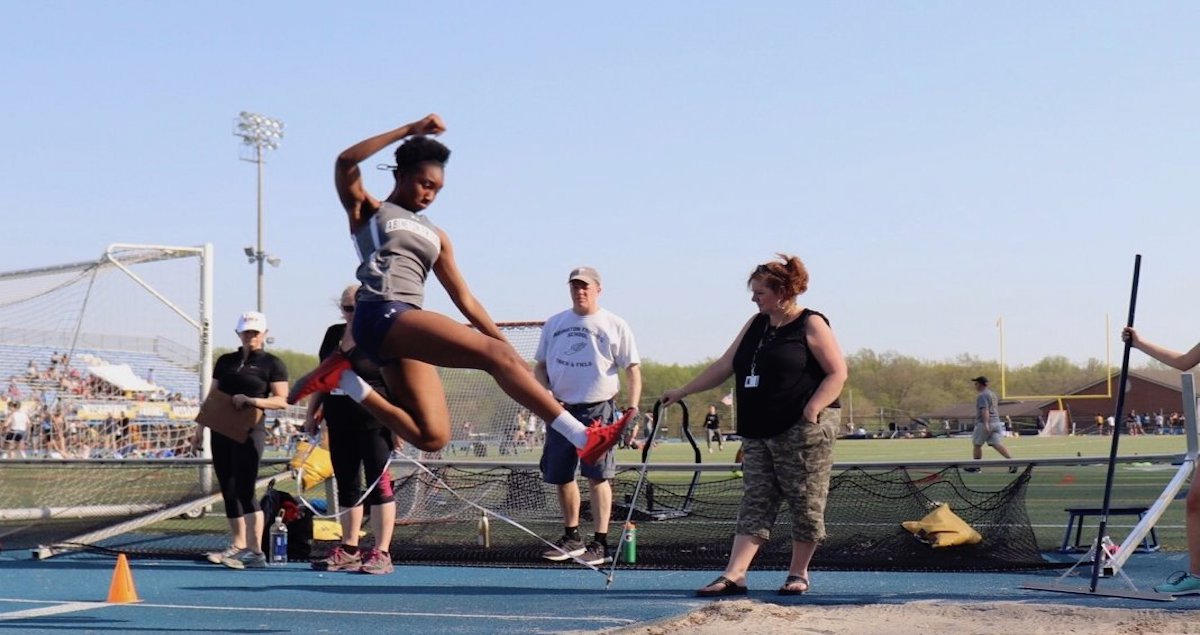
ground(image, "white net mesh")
xmin=0 ymin=245 xmax=206 ymax=461
xmin=425 ymin=322 xmax=546 ymax=460
xmin=1 ymin=319 xmax=547 ymax=557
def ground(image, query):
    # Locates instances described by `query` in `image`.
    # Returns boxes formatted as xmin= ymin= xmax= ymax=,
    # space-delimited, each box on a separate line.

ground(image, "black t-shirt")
xmin=318 ymin=324 xmax=388 ymax=430
xmin=704 ymin=413 xmax=720 ymax=429
xmin=731 ymin=310 xmax=839 ymax=439
xmin=213 ymin=348 xmax=288 ymax=400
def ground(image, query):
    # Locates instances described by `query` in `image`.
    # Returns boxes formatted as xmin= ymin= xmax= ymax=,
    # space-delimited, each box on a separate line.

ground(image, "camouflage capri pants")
xmin=736 ymin=407 xmax=840 ymax=543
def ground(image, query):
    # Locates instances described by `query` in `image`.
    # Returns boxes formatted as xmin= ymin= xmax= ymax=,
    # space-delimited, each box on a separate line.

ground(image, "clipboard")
xmin=196 ymin=389 xmax=263 ymax=443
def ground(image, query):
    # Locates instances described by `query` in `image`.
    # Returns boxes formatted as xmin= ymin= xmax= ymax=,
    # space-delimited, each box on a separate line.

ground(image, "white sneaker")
xmin=205 ymin=545 xmax=240 ymax=564
xmin=221 ymin=549 xmax=267 ymax=570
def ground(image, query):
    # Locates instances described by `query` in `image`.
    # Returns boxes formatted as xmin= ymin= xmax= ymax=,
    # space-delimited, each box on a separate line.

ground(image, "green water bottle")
xmin=619 ymin=522 xmax=637 ymax=564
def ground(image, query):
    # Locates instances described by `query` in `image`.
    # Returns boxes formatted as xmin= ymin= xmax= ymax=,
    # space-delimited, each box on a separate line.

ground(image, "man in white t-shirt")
xmin=535 ymin=266 xmax=641 ymax=566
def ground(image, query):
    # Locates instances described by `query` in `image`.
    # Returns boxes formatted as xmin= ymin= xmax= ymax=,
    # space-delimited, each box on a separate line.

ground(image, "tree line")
xmin=260 ymin=346 xmax=1141 ymax=435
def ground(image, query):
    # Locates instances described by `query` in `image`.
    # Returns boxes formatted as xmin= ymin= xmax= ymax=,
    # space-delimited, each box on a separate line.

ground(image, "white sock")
xmin=338 ymin=371 xmax=374 ymax=403
xmin=551 ymin=411 xmax=588 ymax=447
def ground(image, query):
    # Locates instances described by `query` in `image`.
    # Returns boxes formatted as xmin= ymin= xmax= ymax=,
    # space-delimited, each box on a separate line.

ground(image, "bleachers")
xmin=0 ymin=343 xmax=199 ymax=401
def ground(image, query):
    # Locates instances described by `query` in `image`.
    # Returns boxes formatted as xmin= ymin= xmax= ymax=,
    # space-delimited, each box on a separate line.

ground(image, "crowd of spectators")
xmin=1 ymin=355 xmax=206 ymax=459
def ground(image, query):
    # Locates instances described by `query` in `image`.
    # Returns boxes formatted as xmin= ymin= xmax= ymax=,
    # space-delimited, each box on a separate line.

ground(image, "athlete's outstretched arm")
xmin=334 ymin=114 xmax=446 ymax=232
xmin=432 ymin=228 xmax=507 ymax=343
xmin=661 ymin=316 xmax=755 ymax=406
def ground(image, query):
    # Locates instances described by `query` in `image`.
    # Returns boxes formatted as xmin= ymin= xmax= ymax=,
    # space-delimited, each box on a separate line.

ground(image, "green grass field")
xmin=458 ymin=432 xmax=1190 ymax=465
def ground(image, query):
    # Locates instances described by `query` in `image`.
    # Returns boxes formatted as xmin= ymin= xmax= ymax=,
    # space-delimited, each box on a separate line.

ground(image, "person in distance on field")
xmin=965 ymin=376 xmax=1016 ymax=474
xmin=704 ymin=404 xmax=724 ymax=453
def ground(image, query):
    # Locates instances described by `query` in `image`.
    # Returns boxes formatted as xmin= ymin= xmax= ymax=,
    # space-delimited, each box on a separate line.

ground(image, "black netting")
xmin=379 ymin=463 xmax=1050 ymax=571
xmin=2 ymin=460 xmax=1053 ymax=571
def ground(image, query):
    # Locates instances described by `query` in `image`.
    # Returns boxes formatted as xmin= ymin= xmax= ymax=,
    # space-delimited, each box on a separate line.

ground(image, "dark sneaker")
xmin=541 ymin=536 xmax=586 ymax=562
xmin=288 ymin=351 xmax=351 ymax=404
xmin=1008 ymin=465 xmax=1019 ymax=474
xmin=578 ymin=409 xmax=635 ymax=465
xmin=579 ymin=541 xmax=610 ymax=566
xmin=963 ymin=466 xmax=980 ymax=473
xmin=311 ymin=546 xmax=362 ymax=572
xmin=359 ymin=549 xmax=393 ymax=575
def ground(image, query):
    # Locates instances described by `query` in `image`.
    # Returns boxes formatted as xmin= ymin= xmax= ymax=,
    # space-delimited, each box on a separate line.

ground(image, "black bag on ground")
xmin=259 ymin=479 xmax=314 ymax=559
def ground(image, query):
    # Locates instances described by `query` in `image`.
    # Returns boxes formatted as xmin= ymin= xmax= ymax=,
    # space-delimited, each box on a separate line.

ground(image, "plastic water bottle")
xmin=619 ymin=521 xmax=637 ymax=564
xmin=269 ymin=514 xmax=288 ymax=566
xmin=476 ymin=512 xmax=491 ymax=548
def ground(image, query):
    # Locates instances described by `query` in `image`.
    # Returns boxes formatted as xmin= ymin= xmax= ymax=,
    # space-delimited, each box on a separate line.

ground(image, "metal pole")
xmin=1089 ymin=254 xmax=1142 ymax=592
xmin=256 ymin=142 xmax=265 ymax=313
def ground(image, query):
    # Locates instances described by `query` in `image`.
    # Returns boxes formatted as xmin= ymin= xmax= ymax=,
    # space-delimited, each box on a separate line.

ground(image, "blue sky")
xmin=1 ymin=2 xmax=1196 ymax=368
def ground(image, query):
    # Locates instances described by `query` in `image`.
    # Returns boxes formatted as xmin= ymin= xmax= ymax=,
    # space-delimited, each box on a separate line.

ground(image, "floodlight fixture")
xmin=233 ymin=111 xmax=285 ymax=313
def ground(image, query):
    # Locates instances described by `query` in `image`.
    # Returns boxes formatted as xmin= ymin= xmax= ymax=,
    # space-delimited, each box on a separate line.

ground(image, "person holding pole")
xmin=1122 ymin=326 xmax=1200 ymax=594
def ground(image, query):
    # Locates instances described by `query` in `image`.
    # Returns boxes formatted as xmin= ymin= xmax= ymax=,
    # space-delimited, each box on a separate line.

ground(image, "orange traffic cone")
xmin=106 ymin=553 xmax=140 ymax=603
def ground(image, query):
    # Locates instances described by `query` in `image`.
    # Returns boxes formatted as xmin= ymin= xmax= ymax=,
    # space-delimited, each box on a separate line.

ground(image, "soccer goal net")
xmin=4 ymin=319 xmax=545 ymax=558
xmin=433 ymin=321 xmax=546 ymax=459
xmin=0 ymin=244 xmax=214 ymax=553
xmin=1039 ymin=409 xmax=1070 ymax=436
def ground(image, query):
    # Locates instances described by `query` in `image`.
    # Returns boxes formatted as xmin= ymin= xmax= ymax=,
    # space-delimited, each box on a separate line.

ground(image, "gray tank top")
xmin=352 ymin=202 xmax=441 ymax=307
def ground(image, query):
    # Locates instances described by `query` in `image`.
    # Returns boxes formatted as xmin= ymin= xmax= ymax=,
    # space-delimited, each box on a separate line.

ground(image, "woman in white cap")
xmin=288 ymin=114 xmax=631 ymax=468
xmin=191 ymin=311 xmax=289 ymax=569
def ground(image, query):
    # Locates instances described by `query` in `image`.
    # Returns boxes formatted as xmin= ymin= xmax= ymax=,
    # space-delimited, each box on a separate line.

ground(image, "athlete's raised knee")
xmin=479 ymin=340 xmax=527 ymax=376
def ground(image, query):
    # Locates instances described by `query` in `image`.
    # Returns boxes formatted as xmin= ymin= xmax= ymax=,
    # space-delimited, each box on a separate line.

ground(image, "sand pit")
xmin=599 ymin=599 xmax=1200 ymax=635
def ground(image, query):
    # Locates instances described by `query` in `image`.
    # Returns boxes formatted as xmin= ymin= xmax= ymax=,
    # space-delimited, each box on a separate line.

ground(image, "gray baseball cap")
xmin=568 ymin=266 xmax=601 ymax=286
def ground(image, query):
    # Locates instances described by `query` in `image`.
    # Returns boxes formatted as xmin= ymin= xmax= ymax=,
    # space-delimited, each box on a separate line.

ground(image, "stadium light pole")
xmin=233 ymin=111 xmax=284 ymax=314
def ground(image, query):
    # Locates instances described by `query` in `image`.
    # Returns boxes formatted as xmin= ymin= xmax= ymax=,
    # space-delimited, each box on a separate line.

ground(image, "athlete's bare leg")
xmin=354 ymin=310 xmax=568 ymax=452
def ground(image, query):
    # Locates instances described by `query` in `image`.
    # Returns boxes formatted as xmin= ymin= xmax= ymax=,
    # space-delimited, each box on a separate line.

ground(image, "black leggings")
xmin=328 ymin=423 xmax=395 ymax=509
xmin=211 ymin=426 xmax=266 ymax=518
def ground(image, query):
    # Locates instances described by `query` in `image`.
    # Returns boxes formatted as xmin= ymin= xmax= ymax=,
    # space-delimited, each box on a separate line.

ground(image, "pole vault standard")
xmin=1088 ymin=255 xmax=1142 ymax=590
xmin=1023 ymin=254 xmax=1174 ymax=602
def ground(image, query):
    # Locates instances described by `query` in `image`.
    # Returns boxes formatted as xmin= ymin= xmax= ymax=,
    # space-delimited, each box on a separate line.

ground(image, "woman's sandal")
xmin=696 ymin=575 xmax=748 ymax=597
xmin=778 ymin=574 xmax=810 ymax=596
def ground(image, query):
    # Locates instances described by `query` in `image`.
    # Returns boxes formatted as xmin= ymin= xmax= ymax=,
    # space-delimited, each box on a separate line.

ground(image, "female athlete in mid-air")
xmin=289 ymin=113 xmax=630 ymax=465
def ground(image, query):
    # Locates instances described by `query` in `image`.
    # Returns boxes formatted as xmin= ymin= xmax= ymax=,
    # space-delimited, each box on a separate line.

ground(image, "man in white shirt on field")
xmin=535 ymin=266 xmax=641 ymax=566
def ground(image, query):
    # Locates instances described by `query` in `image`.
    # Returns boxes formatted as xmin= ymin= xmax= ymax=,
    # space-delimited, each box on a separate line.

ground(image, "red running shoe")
xmin=287 ymin=351 xmax=351 ymax=404
xmin=577 ymin=409 xmax=635 ymax=466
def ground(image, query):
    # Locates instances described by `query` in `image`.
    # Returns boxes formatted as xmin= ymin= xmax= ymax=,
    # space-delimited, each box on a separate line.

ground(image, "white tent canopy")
xmin=87 ymin=364 xmax=159 ymax=393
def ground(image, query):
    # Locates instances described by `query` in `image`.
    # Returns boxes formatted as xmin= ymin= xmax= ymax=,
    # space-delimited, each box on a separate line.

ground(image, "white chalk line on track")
xmin=0 ymin=598 xmax=635 ymax=625
xmin=0 ymin=601 xmax=112 ymax=621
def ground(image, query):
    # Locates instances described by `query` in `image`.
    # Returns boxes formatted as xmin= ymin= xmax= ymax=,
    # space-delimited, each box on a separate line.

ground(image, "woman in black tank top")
xmin=661 ymin=255 xmax=848 ymax=597
xmin=289 ymin=114 xmax=632 ymax=469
